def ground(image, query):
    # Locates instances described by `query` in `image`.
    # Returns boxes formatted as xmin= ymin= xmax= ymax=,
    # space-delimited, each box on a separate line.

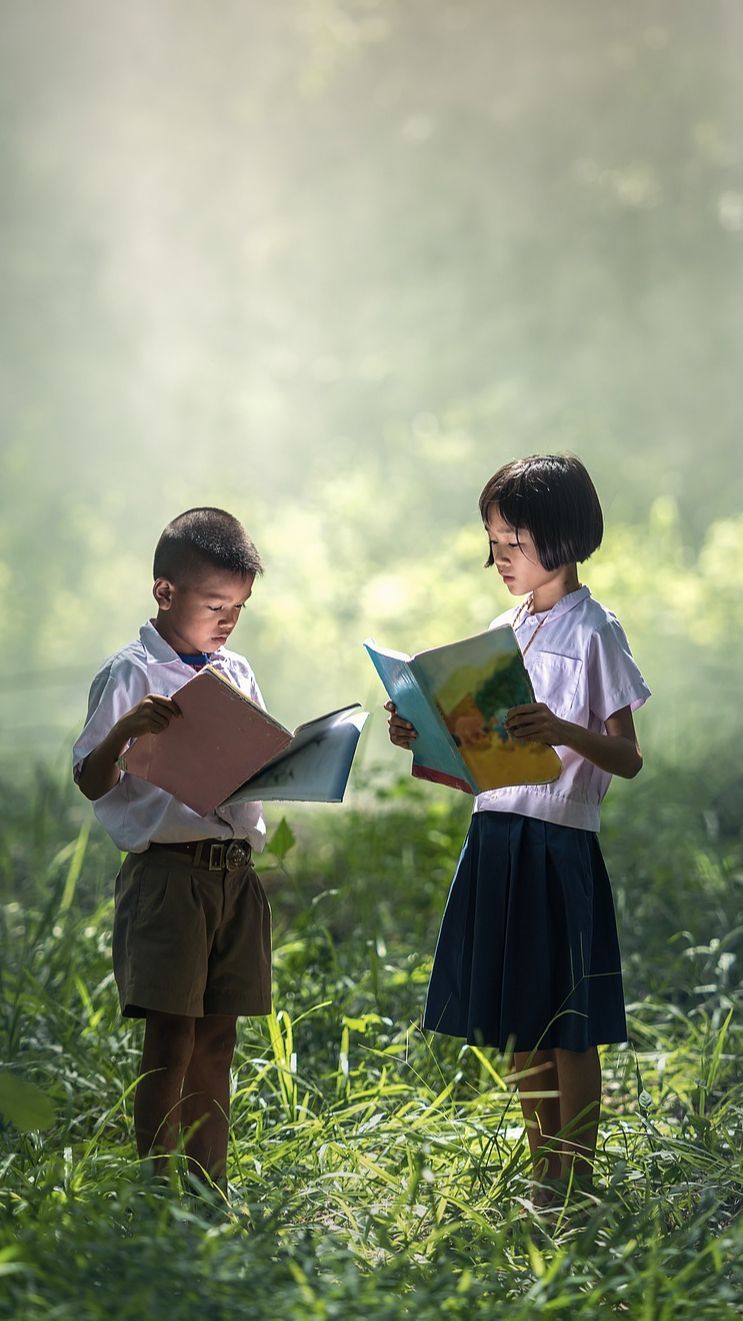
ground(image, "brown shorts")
xmin=111 ymin=845 xmax=272 ymax=1019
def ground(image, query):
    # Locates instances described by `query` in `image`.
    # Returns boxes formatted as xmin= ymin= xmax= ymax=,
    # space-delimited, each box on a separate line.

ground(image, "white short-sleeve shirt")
xmin=474 ymin=585 xmax=651 ymax=832
xmin=72 ymin=621 xmax=267 ymax=854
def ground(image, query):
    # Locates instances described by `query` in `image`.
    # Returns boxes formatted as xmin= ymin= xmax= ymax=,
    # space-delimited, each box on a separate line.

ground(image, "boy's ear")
xmin=153 ymin=577 xmax=175 ymax=611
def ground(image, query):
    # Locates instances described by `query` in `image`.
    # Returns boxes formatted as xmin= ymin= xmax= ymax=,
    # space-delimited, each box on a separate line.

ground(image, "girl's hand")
xmin=385 ymin=701 xmax=417 ymax=749
xmin=505 ymin=702 xmax=566 ymax=746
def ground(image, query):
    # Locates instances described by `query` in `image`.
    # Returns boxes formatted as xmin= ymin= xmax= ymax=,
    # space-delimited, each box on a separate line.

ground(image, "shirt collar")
xmin=139 ymin=619 xmax=231 ymax=672
xmin=517 ymin=584 xmax=591 ymax=625
xmin=139 ymin=619 xmax=192 ymax=665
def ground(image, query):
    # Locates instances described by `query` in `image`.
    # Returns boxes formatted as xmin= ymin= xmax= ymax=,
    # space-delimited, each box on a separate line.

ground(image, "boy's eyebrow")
xmin=204 ymin=592 xmax=252 ymax=602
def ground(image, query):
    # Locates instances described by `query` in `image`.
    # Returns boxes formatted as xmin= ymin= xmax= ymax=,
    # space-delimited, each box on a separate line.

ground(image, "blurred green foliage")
xmin=1 ymin=0 xmax=743 ymax=761
xmin=2 ymin=3 xmax=742 ymax=1312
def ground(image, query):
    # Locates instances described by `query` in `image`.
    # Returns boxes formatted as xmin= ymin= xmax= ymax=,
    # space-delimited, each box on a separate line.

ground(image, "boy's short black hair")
xmin=153 ymin=508 xmax=263 ymax=583
xmin=478 ymin=454 xmax=603 ymax=571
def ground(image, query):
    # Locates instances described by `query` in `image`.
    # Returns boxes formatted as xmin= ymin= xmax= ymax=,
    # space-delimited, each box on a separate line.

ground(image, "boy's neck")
xmin=152 ymin=614 xmax=211 ymax=657
xmin=153 ymin=615 xmax=180 ymax=652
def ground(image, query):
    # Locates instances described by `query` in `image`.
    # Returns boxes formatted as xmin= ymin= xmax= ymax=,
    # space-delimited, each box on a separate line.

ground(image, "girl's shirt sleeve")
xmin=587 ymin=617 xmax=651 ymax=723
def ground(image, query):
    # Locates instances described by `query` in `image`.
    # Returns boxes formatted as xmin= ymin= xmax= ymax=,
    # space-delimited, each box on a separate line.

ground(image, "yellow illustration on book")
xmin=365 ymin=626 xmax=561 ymax=796
xmin=430 ymin=649 xmax=560 ymax=790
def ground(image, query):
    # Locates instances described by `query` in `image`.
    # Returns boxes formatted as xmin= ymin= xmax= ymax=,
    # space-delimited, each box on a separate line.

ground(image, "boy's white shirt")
xmin=474 ymin=585 xmax=651 ymax=832
xmin=72 ymin=620 xmax=267 ymax=854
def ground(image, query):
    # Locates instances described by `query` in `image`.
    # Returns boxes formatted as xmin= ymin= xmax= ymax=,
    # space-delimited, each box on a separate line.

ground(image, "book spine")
xmin=412 ymin=764 xmax=473 ymax=795
xmin=409 ymin=660 xmax=479 ymax=793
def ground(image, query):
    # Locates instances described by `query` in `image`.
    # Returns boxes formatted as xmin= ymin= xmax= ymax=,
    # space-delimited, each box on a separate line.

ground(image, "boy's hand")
xmin=385 ymin=701 xmax=417 ymax=749
xmin=117 ymin=695 xmax=181 ymax=741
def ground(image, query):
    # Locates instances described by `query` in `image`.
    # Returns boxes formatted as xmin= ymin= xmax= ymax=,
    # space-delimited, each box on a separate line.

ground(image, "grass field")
xmin=1 ymin=763 xmax=741 ymax=1318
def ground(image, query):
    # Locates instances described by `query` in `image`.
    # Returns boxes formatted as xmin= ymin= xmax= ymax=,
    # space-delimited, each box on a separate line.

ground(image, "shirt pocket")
xmin=525 ymin=651 xmax=583 ymax=719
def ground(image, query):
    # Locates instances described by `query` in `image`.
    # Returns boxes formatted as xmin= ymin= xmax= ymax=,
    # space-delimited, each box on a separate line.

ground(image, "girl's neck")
xmin=528 ymin=565 xmax=581 ymax=614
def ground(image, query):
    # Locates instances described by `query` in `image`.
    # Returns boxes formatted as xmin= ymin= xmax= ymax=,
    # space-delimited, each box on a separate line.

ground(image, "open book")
xmin=364 ymin=627 xmax=561 ymax=794
xmin=121 ymin=665 xmax=368 ymax=815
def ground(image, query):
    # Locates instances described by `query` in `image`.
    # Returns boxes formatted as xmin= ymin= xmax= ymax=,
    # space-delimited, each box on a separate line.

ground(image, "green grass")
xmin=0 ymin=764 xmax=741 ymax=1318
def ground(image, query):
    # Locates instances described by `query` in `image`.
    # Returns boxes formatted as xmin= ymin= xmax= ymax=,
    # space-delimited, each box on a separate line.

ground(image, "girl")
xmin=387 ymin=454 xmax=650 ymax=1206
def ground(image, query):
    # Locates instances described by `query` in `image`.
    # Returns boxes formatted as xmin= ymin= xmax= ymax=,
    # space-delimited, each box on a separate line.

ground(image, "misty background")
xmin=1 ymin=0 xmax=742 ymax=780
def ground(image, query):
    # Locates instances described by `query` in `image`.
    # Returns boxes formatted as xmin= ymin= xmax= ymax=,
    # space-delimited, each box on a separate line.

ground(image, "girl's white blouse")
xmin=474 ymin=585 xmax=650 ymax=833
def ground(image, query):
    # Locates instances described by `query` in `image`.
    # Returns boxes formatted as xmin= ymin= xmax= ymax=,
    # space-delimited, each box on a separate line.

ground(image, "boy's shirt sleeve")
xmin=248 ymin=669 xmax=265 ymax=711
xmin=587 ymin=617 xmax=651 ymax=724
xmin=72 ymin=657 xmax=149 ymax=782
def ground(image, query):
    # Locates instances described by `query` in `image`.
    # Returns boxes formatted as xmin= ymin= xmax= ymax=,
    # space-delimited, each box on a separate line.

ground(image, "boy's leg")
xmin=180 ymin=1013 xmax=238 ymax=1190
xmin=135 ymin=1010 xmax=196 ymax=1168
xmin=511 ymin=1048 xmax=562 ymax=1182
xmin=553 ymin=1045 xmax=601 ymax=1184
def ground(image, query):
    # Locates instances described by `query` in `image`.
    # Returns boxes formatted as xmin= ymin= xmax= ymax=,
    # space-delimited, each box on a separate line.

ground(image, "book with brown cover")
xmin=121 ymin=667 xmax=293 ymax=815
xmin=121 ymin=666 xmax=367 ymax=814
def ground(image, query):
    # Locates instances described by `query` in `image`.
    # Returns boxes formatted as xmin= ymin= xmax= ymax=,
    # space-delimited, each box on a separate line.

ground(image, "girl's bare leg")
xmin=511 ymin=1049 xmax=562 ymax=1183
xmin=553 ymin=1045 xmax=601 ymax=1184
xmin=180 ymin=1013 xmax=238 ymax=1192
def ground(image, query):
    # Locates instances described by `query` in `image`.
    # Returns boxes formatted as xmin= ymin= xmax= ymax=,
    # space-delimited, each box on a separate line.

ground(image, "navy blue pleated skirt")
xmin=422 ymin=811 xmax=627 ymax=1052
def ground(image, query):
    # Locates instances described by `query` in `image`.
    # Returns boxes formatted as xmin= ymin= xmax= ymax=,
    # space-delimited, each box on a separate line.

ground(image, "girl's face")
xmin=486 ymin=507 xmax=560 ymax=600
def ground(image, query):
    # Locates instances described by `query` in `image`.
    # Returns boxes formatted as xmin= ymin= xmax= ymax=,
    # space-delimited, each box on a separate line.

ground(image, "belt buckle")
xmin=225 ymin=841 xmax=250 ymax=871
xmin=208 ymin=843 xmax=225 ymax=870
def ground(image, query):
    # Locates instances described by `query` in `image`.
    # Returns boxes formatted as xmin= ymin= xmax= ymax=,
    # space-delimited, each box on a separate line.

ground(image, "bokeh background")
xmin=2 ymin=8 xmax=742 ymax=1309
xmin=1 ymin=0 xmax=742 ymax=776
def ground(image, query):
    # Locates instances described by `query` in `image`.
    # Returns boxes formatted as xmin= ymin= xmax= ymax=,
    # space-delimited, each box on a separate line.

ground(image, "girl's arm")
xmin=505 ymin=703 xmax=643 ymax=779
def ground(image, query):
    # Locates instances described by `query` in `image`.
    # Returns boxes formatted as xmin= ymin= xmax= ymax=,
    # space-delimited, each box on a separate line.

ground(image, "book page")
xmin=224 ymin=707 xmax=368 ymax=803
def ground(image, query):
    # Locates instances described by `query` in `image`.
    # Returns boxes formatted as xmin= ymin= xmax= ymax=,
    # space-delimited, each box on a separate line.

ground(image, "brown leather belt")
xmin=147 ymin=839 xmax=252 ymax=872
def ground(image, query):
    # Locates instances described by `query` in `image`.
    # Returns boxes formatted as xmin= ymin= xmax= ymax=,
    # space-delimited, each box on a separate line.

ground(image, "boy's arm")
xmin=77 ymin=695 xmax=181 ymax=801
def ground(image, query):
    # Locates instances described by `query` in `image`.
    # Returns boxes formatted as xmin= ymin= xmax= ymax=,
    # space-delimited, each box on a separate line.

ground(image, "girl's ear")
xmin=153 ymin=577 xmax=175 ymax=611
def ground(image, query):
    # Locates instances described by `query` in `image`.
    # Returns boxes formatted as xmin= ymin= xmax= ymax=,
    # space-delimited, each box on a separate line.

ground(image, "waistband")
xmin=146 ymin=838 xmax=252 ymax=871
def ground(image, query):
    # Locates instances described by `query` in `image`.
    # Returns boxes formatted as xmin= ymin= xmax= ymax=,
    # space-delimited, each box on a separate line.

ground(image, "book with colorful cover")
xmin=121 ymin=665 xmax=368 ymax=814
xmin=364 ymin=627 xmax=561 ymax=794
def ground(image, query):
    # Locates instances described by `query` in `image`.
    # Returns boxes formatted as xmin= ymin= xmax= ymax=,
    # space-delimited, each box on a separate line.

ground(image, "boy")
xmin=74 ymin=507 xmax=271 ymax=1193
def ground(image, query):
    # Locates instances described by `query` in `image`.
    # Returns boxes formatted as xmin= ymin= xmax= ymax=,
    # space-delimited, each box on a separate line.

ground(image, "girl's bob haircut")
xmin=479 ymin=454 xmax=603 ymax=572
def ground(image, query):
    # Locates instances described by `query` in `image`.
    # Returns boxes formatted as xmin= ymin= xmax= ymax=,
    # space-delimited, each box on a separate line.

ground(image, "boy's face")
xmin=152 ymin=568 xmax=255 ymax=655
